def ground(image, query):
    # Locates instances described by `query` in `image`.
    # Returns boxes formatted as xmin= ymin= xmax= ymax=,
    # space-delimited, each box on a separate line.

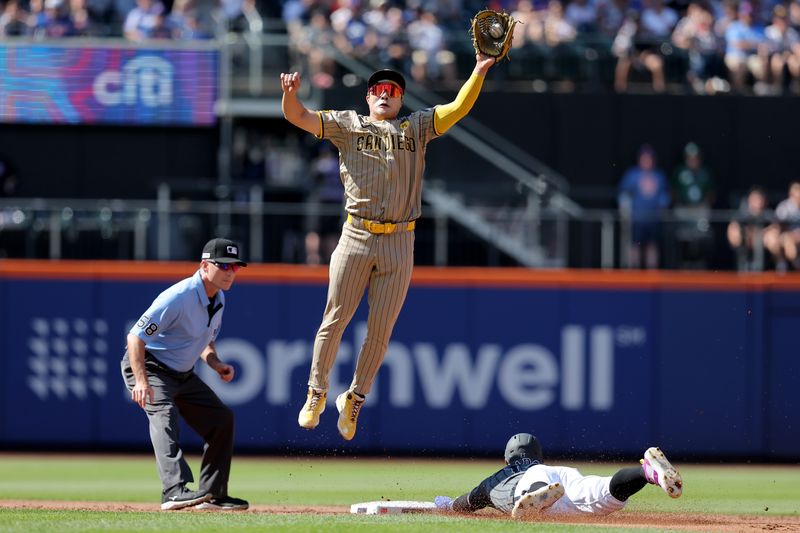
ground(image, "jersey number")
xmin=144 ymin=323 xmax=159 ymax=336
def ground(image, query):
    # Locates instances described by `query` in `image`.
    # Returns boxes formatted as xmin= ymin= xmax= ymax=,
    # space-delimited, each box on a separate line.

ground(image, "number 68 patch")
xmin=136 ymin=315 xmax=159 ymax=336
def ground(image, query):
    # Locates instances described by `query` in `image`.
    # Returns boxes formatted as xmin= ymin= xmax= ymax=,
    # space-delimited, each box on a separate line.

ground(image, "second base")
xmin=350 ymin=500 xmax=437 ymax=514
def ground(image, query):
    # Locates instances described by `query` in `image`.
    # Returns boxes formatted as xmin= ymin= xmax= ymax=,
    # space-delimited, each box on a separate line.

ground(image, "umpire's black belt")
xmin=144 ymin=351 xmax=194 ymax=379
xmin=347 ymin=214 xmax=416 ymax=235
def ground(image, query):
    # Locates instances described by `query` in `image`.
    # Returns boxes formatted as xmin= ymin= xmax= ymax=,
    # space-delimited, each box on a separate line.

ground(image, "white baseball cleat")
xmin=641 ymin=446 xmax=683 ymax=499
xmin=511 ymin=482 xmax=565 ymax=519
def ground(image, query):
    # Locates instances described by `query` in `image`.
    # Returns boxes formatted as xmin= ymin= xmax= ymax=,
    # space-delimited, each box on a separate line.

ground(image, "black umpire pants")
xmin=121 ymin=351 xmax=234 ymax=497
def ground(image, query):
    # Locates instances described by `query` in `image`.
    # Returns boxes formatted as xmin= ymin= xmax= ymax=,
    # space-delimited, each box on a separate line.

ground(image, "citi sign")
xmin=199 ymin=324 xmax=640 ymax=412
xmin=93 ymin=56 xmax=173 ymax=108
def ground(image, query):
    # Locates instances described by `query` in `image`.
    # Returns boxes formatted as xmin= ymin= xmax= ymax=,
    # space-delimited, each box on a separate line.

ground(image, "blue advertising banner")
xmin=0 ymin=42 xmax=217 ymax=125
xmin=0 ymin=267 xmax=797 ymax=460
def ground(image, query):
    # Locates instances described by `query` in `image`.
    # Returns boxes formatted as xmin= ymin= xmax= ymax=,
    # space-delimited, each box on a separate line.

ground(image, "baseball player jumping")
xmin=281 ymin=54 xmax=498 ymax=441
xmin=434 ymin=433 xmax=683 ymax=519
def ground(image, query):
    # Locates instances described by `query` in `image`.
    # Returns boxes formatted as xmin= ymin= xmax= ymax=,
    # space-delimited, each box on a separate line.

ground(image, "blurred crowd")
xmin=617 ymin=142 xmax=800 ymax=271
xmin=0 ymin=0 xmax=262 ymax=39
xmin=282 ymin=0 xmax=800 ymax=94
xmin=230 ymin=127 xmax=344 ymax=264
xmin=229 ymin=128 xmax=800 ymax=271
xmin=2 ymin=0 xmax=799 ymax=94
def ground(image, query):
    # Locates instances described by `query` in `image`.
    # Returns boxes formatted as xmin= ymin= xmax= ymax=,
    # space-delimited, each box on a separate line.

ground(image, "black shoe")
xmin=160 ymin=484 xmax=212 ymax=511
xmin=196 ymin=495 xmax=249 ymax=510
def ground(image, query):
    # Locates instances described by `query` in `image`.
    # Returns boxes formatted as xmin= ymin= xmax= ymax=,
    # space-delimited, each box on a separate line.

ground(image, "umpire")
xmin=121 ymin=238 xmax=249 ymax=511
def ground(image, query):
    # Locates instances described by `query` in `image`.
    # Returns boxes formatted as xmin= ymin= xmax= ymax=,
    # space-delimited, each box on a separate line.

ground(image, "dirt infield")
xmin=1 ymin=500 xmax=798 ymax=531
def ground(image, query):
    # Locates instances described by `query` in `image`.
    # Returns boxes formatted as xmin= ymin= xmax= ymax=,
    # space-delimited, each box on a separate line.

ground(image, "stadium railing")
xmin=0 ymin=191 xmax=761 ymax=271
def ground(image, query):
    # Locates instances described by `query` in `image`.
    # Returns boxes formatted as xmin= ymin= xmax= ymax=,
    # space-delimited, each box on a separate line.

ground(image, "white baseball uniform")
xmin=515 ymin=464 xmax=627 ymax=516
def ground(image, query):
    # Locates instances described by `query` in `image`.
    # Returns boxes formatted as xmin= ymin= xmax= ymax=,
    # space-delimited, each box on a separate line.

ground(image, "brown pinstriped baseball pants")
xmin=308 ymin=222 xmax=414 ymax=396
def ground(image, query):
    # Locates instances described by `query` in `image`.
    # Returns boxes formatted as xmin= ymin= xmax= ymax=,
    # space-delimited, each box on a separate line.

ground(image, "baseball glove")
xmin=470 ymin=10 xmax=518 ymax=61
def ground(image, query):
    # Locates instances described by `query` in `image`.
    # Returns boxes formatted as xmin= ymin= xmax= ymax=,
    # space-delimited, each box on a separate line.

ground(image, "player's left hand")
xmin=215 ymin=362 xmax=235 ymax=382
xmin=434 ymin=495 xmax=453 ymax=511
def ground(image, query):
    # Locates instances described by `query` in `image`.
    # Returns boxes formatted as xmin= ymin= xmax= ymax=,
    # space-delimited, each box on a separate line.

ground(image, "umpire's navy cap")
xmin=201 ymin=238 xmax=247 ymax=266
xmin=367 ymin=69 xmax=406 ymax=92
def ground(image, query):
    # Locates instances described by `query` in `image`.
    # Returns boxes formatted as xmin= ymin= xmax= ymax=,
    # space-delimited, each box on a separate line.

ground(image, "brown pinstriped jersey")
xmin=318 ymin=108 xmax=439 ymax=223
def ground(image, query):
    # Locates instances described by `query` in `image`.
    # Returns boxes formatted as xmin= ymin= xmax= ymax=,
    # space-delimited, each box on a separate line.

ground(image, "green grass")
xmin=0 ymin=509 xmax=663 ymax=533
xmin=0 ymin=455 xmax=798 ymax=532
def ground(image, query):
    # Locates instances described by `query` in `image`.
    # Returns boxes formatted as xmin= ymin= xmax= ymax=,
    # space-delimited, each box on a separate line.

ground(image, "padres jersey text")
xmin=318 ymin=108 xmax=438 ymax=223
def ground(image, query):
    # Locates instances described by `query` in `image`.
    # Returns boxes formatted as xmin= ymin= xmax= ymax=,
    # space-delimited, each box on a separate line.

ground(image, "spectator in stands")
xmin=613 ymin=10 xmax=667 ymax=92
xmin=512 ymin=0 xmax=547 ymax=47
xmin=763 ymin=181 xmax=800 ymax=271
xmin=724 ymin=1 xmax=769 ymax=93
xmin=670 ymin=142 xmax=715 ymax=268
xmin=641 ymin=0 xmax=678 ymax=39
xmin=169 ymin=0 xmax=210 ymax=40
xmin=282 ymin=0 xmax=311 ymax=39
xmin=69 ymin=0 xmax=93 ymax=35
xmin=543 ymin=0 xmax=578 ymax=45
xmin=361 ymin=0 xmax=406 ymax=72
xmin=0 ymin=0 xmax=29 ymax=35
xmin=123 ymin=0 xmax=165 ymax=42
xmin=565 ymin=0 xmax=598 ymax=33
xmin=671 ymin=142 xmax=715 ymax=209
xmin=618 ymin=144 xmax=671 ymax=269
xmin=25 ymin=0 xmax=42 ymax=33
xmin=330 ymin=0 xmax=368 ymax=57
xmin=429 ymin=0 xmax=462 ymax=27
xmin=362 ymin=0 xmax=387 ymax=30
xmin=541 ymin=0 xmax=583 ymax=84
xmin=373 ymin=5 xmax=411 ymax=74
xmin=84 ymin=0 xmax=114 ymax=35
xmin=714 ymin=0 xmax=739 ymax=38
xmin=216 ymin=0 xmax=242 ymax=28
xmin=293 ymin=8 xmax=337 ymax=88
xmin=727 ymin=185 xmax=771 ymax=271
xmin=765 ymin=4 xmax=800 ymax=94
xmin=510 ymin=0 xmax=541 ymax=48
xmin=672 ymin=0 xmax=726 ymax=93
xmin=222 ymin=0 xmax=260 ymax=35
xmin=148 ymin=10 xmax=172 ymax=38
xmin=597 ymin=0 xmax=628 ymax=38
xmin=407 ymin=8 xmax=456 ymax=83
xmin=30 ymin=0 xmax=76 ymax=38
xmin=506 ymin=0 xmax=549 ymax=80
xmin=790 ymin=0 xmax=800 ymax=33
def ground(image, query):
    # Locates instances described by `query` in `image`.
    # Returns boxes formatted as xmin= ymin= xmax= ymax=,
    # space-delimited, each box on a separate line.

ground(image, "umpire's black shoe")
xmin=160 ymin=484 xmax=212 ymax=511
xmin=196 ymin=495 xmax=250 ymax=510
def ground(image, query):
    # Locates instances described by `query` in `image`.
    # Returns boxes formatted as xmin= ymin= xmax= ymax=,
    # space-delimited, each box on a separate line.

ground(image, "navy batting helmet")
xmin=504 ymin=433 xmax=543 ymax=465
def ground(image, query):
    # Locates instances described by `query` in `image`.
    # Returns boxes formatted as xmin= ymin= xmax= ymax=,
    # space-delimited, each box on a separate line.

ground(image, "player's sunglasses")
xmin=368 ymin=82 xmax=403 ymax=98
xmin=210 ymin=261 xmax=241 ymax=273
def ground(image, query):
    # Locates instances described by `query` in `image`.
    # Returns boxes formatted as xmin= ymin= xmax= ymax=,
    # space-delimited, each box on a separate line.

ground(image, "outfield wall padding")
xmin=0 ymin=261 xmax=797 ymax=460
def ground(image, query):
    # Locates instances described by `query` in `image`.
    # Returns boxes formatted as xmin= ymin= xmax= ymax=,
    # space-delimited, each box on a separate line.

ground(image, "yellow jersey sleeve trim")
xmin=316 ymin=111 xmax=324 ymax=139
xmin=433 ymin=72 xmax=486 ymax=135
